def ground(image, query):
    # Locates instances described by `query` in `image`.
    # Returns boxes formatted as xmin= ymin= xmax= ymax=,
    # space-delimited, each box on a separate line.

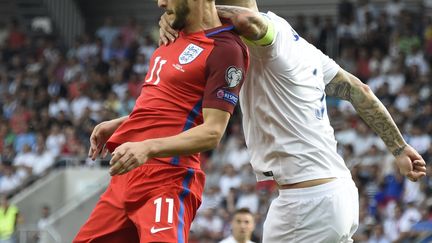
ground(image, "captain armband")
xmin=246 ymin=19 xmax=275 ymax=46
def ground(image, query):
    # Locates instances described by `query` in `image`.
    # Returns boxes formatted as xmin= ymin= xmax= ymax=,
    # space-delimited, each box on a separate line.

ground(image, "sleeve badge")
xmin=225 ymin=66 xmax=243 ymax=88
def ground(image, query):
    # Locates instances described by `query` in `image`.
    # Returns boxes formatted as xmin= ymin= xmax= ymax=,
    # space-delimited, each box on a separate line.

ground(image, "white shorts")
xmin=263 ymin=178 xmax=359 ymax=243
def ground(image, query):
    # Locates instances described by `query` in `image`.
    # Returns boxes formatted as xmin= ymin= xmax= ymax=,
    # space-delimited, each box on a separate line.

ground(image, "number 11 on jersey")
xmin=146 ymin=56 xmax=167 ymax=85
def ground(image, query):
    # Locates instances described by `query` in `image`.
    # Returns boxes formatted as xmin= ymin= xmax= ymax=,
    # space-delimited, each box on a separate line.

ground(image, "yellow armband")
xmin=243 ymin=19 xmax=275 ymax=46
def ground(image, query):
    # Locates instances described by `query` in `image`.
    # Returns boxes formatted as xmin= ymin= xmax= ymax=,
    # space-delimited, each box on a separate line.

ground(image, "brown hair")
xmin=234 ymin=207 xmax=253 ymax=216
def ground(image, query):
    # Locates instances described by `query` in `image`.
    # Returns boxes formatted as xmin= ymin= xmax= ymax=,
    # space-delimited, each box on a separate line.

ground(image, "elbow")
xmin=357 ymin=82 xmax=374 ymax=97
xmin=206 ymin=129 xmax=224 ymax=150
xmin=348 ymin=73 xmax=373 ymax=95
xmin=234 ymin=16 xmax=251 ymax=32
xmin=354 ymin=77 xmax=372 ymax=93
xmin=350 ymin=78 xmax=376 ymax=105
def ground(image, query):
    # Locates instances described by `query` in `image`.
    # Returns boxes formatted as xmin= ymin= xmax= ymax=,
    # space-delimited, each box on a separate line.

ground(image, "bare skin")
xmin=325 ymin=69 xmax=426 ymax=181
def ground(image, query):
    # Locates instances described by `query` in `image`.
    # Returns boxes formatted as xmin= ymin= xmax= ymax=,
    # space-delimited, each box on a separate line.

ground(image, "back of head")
xmin=216 ymin=0 xmax=257 ymax=8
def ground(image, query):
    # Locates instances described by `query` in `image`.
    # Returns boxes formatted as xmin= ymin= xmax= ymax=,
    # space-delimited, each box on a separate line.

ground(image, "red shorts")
xmin=73 ymin=162 xmax=205 ymax=243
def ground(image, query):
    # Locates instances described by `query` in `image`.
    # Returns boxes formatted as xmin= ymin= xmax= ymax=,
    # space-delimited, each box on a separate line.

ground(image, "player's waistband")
xmin=278 ymin=177 xmax=356 ymax=200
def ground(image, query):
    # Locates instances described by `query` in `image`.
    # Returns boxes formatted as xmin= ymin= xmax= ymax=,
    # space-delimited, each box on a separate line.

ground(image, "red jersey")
xmin=106 ymin=25 xmax=249 ymax=169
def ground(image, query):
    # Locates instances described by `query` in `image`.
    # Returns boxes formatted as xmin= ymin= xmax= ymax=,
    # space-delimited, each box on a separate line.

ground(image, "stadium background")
xmin=0 ymin=0 xmax=431 ymax=242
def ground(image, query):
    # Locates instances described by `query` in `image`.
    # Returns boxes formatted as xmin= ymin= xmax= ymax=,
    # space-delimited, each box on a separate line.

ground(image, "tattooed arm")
xmin=325 ymin=69 xmax=406 ymax=155
xmin=216 ymin=5 xmax=270 ymax=43
xmin=326 ymin=69 xmax=426 ymax=181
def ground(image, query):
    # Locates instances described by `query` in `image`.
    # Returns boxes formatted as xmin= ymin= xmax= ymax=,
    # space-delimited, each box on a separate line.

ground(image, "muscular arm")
xmin=325 ymin=69 xmax=407 ymax=156
xmin=145 ymin=108 xmax=230 ymax=157
xmin=216 ymin=5 xmax=269 ymax=42
xmin=109 ymin=109 xmax=231 ymax=175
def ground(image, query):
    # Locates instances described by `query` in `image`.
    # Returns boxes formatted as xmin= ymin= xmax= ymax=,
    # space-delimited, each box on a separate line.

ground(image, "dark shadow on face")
xmin=172 ymin=0 xmax=190 ymax=30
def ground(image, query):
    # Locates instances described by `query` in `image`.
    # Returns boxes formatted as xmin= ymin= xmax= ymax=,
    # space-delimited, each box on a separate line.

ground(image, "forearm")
xmin=216 ymin=5 xmax=267 ymax=40
xmin=145 ymin=124 xmax=224 ymax=158
xmin=105 ymin=116 xmax=128 ymax=132
xmin=326 ymin=71 xmax=407 ymax=156
xmin=111 ymin=116 xmax=129 ymax=126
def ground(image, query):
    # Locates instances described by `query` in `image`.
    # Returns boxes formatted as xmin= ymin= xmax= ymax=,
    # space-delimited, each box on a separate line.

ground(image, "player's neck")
xmin=236 ymin=239 xmax=249 ymax=243
xmin=234 ymin=236 xmax=250 ymax=243
xmin=183 ymin=3 xmax=222 ymax=34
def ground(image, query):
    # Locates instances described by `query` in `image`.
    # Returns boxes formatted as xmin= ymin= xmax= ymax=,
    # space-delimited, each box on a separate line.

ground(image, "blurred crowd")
xmin=0 ymin=0 xmax=431 ymax=242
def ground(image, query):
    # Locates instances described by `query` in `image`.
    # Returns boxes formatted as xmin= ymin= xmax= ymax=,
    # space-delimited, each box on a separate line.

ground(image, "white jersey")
xmin=219 ymin=236 xmax=255 ymax=243
xmin=240 ymin=12 xmax=351 ymax=185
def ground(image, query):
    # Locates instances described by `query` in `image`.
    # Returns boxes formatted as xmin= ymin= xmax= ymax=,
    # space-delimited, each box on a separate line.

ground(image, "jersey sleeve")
xmin=203 ymin=34 xmax=249 ymax=115
xmin=319 ymin=50 xmax=341 ymax=85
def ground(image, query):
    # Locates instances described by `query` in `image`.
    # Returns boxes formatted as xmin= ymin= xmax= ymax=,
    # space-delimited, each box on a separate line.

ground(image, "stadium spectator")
xmin=368 ymin=223 xmax=391 ymax=243
xmin=219 ymin=208 xmax=256 ymax=243
xmin=193 ymin=208 xmax=224 ymax=241
xmin=120 ymin=17 xmax=138 ymax=48
xmin=5 ymin=19 xmax=26 ymax=51
xmin=0 ymin=195 xmax=19 ymax=243
xmin=30 ymin=136 xmax=55 ymax=177
xmin=219 ymin=164 xmax=242 ymax=197
xmin=12 ymin=144 xmax=35 ymax=180
xmin=0 ymin=162 xmax=21 ymax=194
xmin=35 ymin=205 xmax=50 ymax=243
xmin=96 ymin=17 xmax=119 ymax=48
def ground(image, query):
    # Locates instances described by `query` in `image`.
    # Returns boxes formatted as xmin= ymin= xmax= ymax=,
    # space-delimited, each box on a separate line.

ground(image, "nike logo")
xmin=150 ymin=226 xmax=173 ymax=234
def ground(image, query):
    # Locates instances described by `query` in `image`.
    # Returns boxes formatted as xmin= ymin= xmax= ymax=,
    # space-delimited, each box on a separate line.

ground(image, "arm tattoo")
xmin=326 ymin=72 xmax=407 ymax=155
xmin=393 ymin=145 xmax=407 ymax=157
xmin=216 ymin=6 xmax=245 ymax=18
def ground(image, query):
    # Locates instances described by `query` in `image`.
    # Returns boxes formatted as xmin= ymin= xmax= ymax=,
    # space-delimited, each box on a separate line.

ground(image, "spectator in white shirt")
xmin=235 ymin=184 xmax=259 ymax=214
xmin=219 ymin=164 xmax=242 ymax=197
xmin=45 ymin=124 xmax=65 ymax=157
xmin=13 ymin=144 xmax=35 ymax=179
xmin=32 ymin=137 xmax=55 ymax=177
xmin=0 ymin=161 xmax=22 ymax=194
xmin=192 ymin=208 xmax=224 ymax=241
xmin=368 ymin=223 xmax=391 ymax=243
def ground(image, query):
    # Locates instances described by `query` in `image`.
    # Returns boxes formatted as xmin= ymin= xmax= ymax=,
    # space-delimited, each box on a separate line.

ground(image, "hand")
xmin=109 ymin=141 xmax=150 ymax=176
xmin=88 ymin=120 xmax=119 ymax=160
xmin=394 ymin=144 xmax=427 ymax=182
xmin=159 ymin=12 xmax=178 ymax=46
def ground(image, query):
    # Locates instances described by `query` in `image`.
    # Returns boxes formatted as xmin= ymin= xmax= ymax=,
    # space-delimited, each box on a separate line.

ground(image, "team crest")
xmin=225 ymin=66 xmax=243 ymax=88
xmin=179 ymin=44 xmax=204 ymax=65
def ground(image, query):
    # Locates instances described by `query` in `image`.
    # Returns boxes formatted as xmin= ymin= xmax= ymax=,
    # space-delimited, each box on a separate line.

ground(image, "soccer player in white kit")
xmin=159 ymin=1 xmax=427 ymax=242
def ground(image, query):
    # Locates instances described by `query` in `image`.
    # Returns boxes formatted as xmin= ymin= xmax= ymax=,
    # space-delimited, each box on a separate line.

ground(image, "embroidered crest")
xmin=225 ymin=66 xmax=243 ymax=88
xmin=178 ymin=44 xmax=204 ymax=65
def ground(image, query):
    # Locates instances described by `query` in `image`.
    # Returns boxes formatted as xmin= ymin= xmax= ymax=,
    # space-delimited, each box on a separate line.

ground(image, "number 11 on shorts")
xmin=154 ymin=197 xmax=174 ymax=224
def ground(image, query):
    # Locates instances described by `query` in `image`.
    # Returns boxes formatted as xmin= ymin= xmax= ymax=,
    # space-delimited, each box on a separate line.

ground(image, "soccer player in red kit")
xmin=73 ymin=1 xmax=249 ymax=243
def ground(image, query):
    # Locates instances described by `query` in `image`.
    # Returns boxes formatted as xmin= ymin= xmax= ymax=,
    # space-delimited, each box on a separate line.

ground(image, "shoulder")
xmin=211 ymin=30 xmax=247 ymax=53
xmin=204 ymin=25 xmax=244 ymax=48
xmin=205 ymin=29 xmax=249 ymax=68
xmin=264 ymin=11 xmax=291 ymax=29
